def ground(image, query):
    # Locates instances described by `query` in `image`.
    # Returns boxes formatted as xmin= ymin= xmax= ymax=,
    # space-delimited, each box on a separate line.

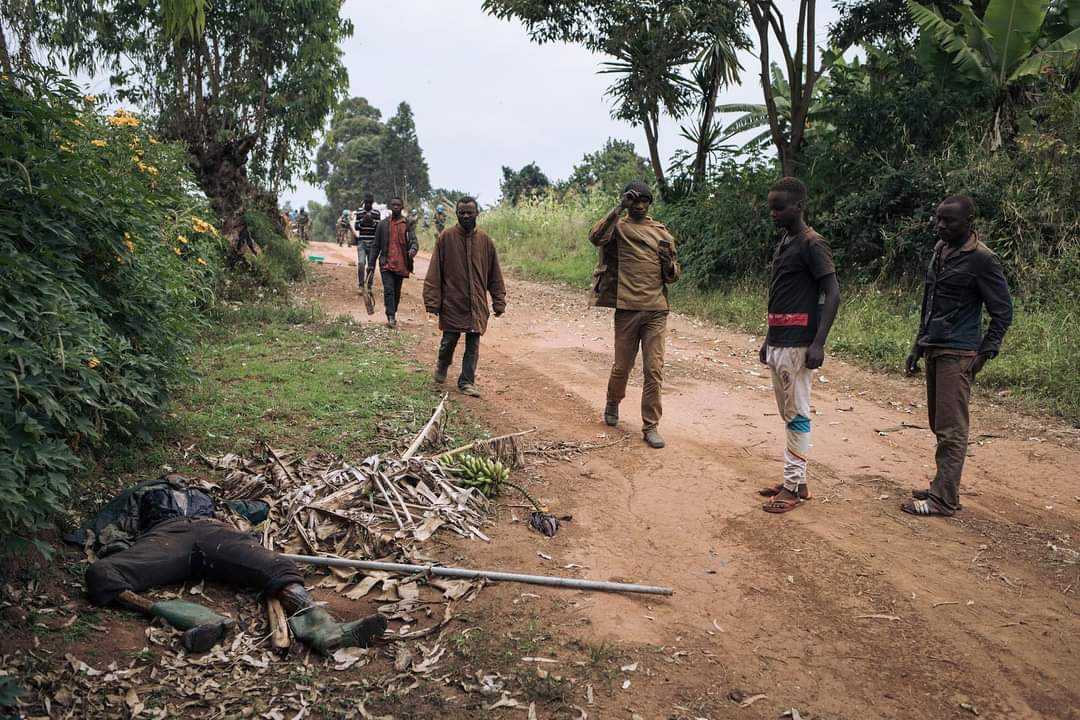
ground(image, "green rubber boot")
xmin=287 ymin=606 xmax=387 ymax=655
xmin=149 ymin=599 xmax=235 ymax=653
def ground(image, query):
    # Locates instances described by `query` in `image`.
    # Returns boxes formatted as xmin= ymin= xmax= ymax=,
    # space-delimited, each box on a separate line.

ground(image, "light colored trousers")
xmin=767 ymin=346 xmax=813 ymax=491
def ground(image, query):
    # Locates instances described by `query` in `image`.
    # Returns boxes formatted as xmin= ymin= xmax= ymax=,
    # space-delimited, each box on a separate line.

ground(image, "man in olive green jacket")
xmin=589 ymin=181 xmax=680 ymax=449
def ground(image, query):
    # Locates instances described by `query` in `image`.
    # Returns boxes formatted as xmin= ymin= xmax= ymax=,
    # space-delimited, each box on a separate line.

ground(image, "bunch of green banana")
xmin=447 ymin=453 xmax=510 ymax=497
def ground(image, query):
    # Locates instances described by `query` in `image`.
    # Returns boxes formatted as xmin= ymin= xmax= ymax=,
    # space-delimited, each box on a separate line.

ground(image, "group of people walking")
xmin=590 ymin=177 xmax=1012 ymax=520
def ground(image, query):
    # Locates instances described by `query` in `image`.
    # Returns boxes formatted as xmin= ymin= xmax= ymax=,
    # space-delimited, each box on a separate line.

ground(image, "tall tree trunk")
xmin=692 ymin=72 xmax=720 ymax=188
xmin=0 ymin=25 xmax=13 ymax=77
xmin=642 ymin=113 xmax=667 ymax=196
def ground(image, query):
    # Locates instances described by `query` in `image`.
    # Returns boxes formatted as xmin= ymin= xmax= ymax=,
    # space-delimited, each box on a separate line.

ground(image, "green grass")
xmin=486 ymin=198 xmax=1080 ymax=420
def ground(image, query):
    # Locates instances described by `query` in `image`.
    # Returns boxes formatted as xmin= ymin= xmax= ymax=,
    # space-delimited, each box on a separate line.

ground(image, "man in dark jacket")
xmin=423 ymin=197 xmax=506 ymax=397
xmin=375 ymin=196 xmax=418 ymax=328
xmin=903 ymin=195 xmax=1013 ymax=517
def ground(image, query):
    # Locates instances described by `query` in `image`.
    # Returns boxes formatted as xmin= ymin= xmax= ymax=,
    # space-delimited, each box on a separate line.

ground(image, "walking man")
xmin=336 ymin=210 xmax=351 ymax=246
xmin=758 ymin=177 xmax=841 ymax=513
xmin=354 ymin=193 xmax=381 ymax=314
xmin=423 ymin=197 xmax=506 ymax=398
xmin=590 ymin=181 xmax=679 ymax=449
xmin=375 ymin=196 xmax=418 ymax=329
xmin=296 ymin=208 xmax=310 ymax=243
xmin=902 ymin=195 xmax=1012 ymax=517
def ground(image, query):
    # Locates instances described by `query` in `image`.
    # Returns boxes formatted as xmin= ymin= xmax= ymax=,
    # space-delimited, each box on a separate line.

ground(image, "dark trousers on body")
xmin=381 ymin=269 xmax=405 ymax=318
xmin=357 ymin=242 xmax=377 ymax=290
xmin=606 ymin=309 xmax=668 ymax=432
xmin=925 ymin=349 xmax=973 ymax=512
xmin=85 ymin=517 xmax=303 ymax=606
xmin=438 ymin=332 xmax=480 ymax=388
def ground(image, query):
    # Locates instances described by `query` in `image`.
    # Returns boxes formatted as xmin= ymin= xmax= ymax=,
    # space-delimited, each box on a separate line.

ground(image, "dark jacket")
xmin=917 ymin=235 xmax=1013 ymax=356
xmin=423 ymin=225 xmax=506 ymax=334
xmin=375 ymin=216 xmax=418 ymax=272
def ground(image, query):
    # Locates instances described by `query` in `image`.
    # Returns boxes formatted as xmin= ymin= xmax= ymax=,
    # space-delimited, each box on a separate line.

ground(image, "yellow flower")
xmin=174 ymin=247 xmax=182 ymax=256
xmin=116 ymin=255 xmax=124 ymax=264
xmin=60 ymin=143 xmax=76 ymax=153
xmin=144 ymin=164 xmax=158 ymax=175
xmin=197 ymin=257 xmax=208 ymax=266
xmin=73 ymin=119 xmax=84 ymax=127
xmin=177 ymin=234 xmax=189 ymax=244
xmin=124 ymin=234 xmax=136 ymax=253
xmin=191 ymin=217 xmax=216 ymax=234
xmin=91 ymin=139 xmax=107 ymax=147
xmin=107 ymin=109 xmax=140 ymax=128
xmin=84 ymin=95 xmax=97 ymax=104
xmin=148 ymin=136 xmax=159 ymax=145
xmin=85 ymin=357 xmax=100 ymax=369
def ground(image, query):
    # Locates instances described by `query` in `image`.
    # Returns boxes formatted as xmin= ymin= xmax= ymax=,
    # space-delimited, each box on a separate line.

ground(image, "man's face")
xmin=390 ymin=199 xmax=403 ymax=217
xmin=934 ymin=202 xmax=971 ymax=244
xmin=767 ymin=190 xmax=802 ymax=229
xmin=456 ymin=202 xmax=478 ymax=225
xmin=364 ymin=199 xmax=373 ymax=211
xmin=628 ymin=195 xmax=651 ymax=220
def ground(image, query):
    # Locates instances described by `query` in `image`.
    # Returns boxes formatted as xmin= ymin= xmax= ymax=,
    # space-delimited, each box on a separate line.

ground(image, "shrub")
xmin=0 ymin=70 xmax=223 ymax=550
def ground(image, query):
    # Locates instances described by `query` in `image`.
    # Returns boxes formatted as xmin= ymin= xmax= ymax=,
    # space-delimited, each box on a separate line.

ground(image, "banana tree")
xmin=907 ymin=0 xmax=1080 ymax=147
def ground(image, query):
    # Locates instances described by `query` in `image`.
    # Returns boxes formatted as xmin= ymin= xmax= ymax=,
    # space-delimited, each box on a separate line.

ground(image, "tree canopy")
xmin=567 ymin=138 xmax=651 ymax=195
xmin=500 ymin=162 xmax=552 ymax=205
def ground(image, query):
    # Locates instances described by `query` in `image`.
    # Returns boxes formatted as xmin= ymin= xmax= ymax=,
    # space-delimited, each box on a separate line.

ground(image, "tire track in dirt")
xmin=302 ymin=241 xmax=1080 ymax=719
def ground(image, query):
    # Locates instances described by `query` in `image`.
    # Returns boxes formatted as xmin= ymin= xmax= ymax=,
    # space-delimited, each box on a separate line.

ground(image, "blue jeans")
xmin=356 ymin=242 xmax=377 ymax=290
xmin=438 ymin=332 xmax=480 ymax=388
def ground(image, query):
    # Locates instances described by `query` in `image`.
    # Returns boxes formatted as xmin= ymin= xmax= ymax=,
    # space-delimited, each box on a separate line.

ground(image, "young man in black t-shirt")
xmin=757 ymin=177 xmax=841 ymax=513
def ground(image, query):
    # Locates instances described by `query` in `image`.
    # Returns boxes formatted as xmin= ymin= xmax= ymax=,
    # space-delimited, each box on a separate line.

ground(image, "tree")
xmin=483 ymin=0 xmax=747 ymax=196
xmin=567 ymin=138 xmax=651 ymax=195
xmin=372 ymin=102 xmax=431 ymax=203
xmin=907 ymin=0 xmax=1080 ymax=147
xmin=10 ymin=0 xmax=353 ymax=249
xmin=500 ymin=162 xmax=551 ymax=204
xmin=746 ymin=0 xmax=837 ymax=177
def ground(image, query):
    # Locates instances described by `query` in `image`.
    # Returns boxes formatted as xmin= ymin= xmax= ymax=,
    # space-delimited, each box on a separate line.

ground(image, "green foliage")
xmin=0 ymin=70 xmax=224 ymax=548
xmin=222 ymin=210 xmax=306 ymax=298
xmin=314 ymin=98 xmax=431 ymax=210
xmin=566 ymin=138 xmax=651 ymax=196
xmin=500 ymin=162 xmax=552 ymax=205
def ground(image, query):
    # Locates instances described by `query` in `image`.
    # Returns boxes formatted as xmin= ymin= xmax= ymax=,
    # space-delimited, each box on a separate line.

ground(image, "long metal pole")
xmin=281 ymin=554 xmax=673 ymax=596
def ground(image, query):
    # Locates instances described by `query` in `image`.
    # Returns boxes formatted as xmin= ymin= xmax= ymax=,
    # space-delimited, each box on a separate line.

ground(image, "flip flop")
xmin=910 ymin=489 xmax=961 ymax=510
xmin=758 ymin=483 xmax=811 ymax=500
xmin=762 ymin=496 xmax=803 ymax=513
xmin=900 ymin=498 xmax=954 ymax=517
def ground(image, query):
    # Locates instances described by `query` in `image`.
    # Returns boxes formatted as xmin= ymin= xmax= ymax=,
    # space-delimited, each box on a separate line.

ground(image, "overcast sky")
xmin=284 ymin=0 xmax=842 ymax=210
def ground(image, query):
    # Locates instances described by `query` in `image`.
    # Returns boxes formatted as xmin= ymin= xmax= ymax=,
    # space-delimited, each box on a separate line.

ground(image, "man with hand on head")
xmin=902 ymin=195 xmax=1012 ymax=517
xmin=423 ymin=197 xmax=506 ymax=398
xmin=354 ymin=193 xmax=381 ymax=314
xmin=758 ymin=176 xmax=841 ymax=513
xmin=375 ymin=196 xmax=418 ymax=329
xmin=589 ymin=181 xmax=680 ymax=449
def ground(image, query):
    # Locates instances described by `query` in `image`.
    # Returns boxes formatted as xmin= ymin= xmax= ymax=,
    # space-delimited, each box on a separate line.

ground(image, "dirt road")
xmin=304 ymin=241 xmax=1080 ymax=720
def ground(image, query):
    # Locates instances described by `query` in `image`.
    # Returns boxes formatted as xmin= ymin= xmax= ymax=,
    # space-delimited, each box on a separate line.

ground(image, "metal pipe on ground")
xmin=281 ymin=554 xmax=673 ymax=597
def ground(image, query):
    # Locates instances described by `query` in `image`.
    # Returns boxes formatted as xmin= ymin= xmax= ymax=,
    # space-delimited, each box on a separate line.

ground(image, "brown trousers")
xmin=926 ymin=349 xmax=974 ymax=512
xmin=606 ymin=309 xmax=668 ymax=432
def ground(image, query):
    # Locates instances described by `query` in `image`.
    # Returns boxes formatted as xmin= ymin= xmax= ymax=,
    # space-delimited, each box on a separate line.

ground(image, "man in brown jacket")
xmin=590 ymin=181 xmax=680 ymax=448
xmin=423 ymin=197 xmax=507 ymax=397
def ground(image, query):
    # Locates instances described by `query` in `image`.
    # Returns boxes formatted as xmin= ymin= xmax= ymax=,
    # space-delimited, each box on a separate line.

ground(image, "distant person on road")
xmin=354 ymin=193 xmax=381 ymax=314
xmin=589 ymin=181 xmax=680 ymax=449
xmin=296 ymin=208 xmax=310 ymax=243
xmin=423 ymin=196 xmax=507 ymax=398
xmin=902 ymin=195 xmax=1012 ymax=517
xmin=757 ymin=177 xmax=841 ymax=513
xmin=434 ymin=205 xmax=447 ymax=235
xmin=336 ymin=210 xmax=351 ymax=247
xmin=375 ymin=196 xmax=418 ymax=329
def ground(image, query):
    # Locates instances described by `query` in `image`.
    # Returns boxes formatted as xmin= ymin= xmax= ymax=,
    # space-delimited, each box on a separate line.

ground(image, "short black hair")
xmin=456 ymin=196 xmax=479 ymax=209
xmin=940 ymin=194 xmax=976 ymax=217
xmin=623 ymin=180 xmax=653 ymax=202
xmin=389 ymin=196 xmax=403 ymax=204
xmin=770 ymin=176 xmax=807 ymax=203
xmin=363 ymin=192 xmax=374 ymax=202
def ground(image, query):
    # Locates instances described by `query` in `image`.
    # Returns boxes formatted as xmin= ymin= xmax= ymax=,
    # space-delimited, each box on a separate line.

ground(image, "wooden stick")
xmin=402 ymin=394 xmax=448 ymax=460
xmin=433 ymin=429 xmax=537 ymax=460
xmin=267 ymin=598 xmax=290 ymax=650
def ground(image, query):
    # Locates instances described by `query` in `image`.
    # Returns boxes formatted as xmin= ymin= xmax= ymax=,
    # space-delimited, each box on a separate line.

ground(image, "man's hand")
xmin=967 ymin=353 xmax=990 ymax=377
xmin=620 ymin=189 xmax=638 ymax=210
xmin=805 ymin=343 xmax=825 ymax=370
xmin=759 ymin=340 xmax=768 ymax=365
xmin=905 ymin=346 xmax=922 ymax=376
xmin=657 ymin=239 xmax=673 ymax=262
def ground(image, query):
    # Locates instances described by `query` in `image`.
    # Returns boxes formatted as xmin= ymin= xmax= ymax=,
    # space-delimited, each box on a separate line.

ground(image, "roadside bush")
xmin=0 ymin=70 xmax=223 ymax=550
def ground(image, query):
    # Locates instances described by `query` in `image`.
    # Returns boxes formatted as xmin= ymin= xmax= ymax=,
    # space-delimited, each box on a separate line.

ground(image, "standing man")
xmin=423 ymin=197 xmax=506 ymax=398
xmin=434 ymin=205 xmax=447 ymax=236
xmin=589 ymin=181 xmax=679 ymax=449
xmin=757 ymin=177 xmax=841 ymax=513
xmin=375 ymin=196 xmax=418 ymax=329
xmin=296 ymin=208 xmax=310 ymax=243
xmin=902 ymin=195 xmax=1012 ymax=517
xmin=336 ymin=210 xmax=351 ymax=247
xmin=354 ymin=193 xmax=381 ymax=315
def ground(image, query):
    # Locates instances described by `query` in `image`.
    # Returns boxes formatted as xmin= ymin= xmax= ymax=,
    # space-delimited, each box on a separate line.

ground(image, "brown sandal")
xmin=758 ymin=483 xmax=811 ymax=500
xmin=762 ymin=497 xmax=804 ymax=513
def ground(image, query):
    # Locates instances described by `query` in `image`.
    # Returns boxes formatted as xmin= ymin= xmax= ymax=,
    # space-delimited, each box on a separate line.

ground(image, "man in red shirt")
xmin=374 ymin=196 xmax=418 ymax=328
